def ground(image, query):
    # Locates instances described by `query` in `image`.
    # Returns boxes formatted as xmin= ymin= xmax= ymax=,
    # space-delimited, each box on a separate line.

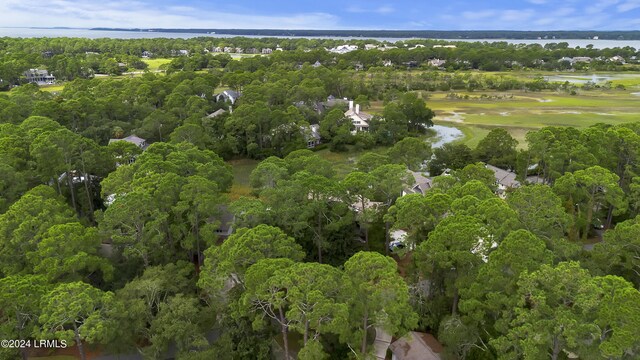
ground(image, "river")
xmin=430 ymin=125 xmax=463 ymax=148
xmin=1 ymin=28 xmax=640 ymax=49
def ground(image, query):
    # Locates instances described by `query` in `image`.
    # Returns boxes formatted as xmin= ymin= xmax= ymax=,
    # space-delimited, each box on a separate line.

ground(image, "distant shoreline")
xmin=87 ymin=28 xmax=640 ymax=40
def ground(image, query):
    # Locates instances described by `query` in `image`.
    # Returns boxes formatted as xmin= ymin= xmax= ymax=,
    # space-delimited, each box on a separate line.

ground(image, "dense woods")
xmin=1 ymin=36 xmax=640 ymax=360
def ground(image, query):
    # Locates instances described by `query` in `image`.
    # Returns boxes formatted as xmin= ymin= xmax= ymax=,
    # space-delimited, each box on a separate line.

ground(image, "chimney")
xmin=349 ymin=100 xmax=354 ymax=110
xmin=355 ymin=104 xmax=360 ymax=114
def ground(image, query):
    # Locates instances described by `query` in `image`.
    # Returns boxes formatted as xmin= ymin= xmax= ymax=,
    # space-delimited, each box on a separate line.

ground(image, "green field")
xmin=142 ymin=58 xmax=172 ymax=71
xmin=419 ymin=86 xmax=640 ymax=146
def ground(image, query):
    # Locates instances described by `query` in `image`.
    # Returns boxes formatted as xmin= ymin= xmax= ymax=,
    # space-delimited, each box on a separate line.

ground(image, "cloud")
xmin=346 ymin=5 xmax=395 ymax=14
xmin=585 ymin=0 xmax=619 ymax=15
xmin=0 ymin=0 xmax=341 ymax=29
xmin=617 ymin=0 xmax=640 ymax=11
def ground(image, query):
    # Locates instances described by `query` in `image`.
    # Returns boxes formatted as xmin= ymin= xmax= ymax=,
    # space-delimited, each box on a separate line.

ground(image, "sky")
xmin=2 ymin=0 xmax=640 ymax=30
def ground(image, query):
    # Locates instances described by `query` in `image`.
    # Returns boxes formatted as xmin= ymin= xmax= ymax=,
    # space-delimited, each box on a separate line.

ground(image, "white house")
xmin=344 ymin=101 xmax=373 ymax=134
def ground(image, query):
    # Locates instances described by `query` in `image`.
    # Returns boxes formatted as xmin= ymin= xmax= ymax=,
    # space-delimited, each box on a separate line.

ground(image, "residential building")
xmin=206 ymin=109 xmax=228 ymax=118
xmin=402 ymin=171 xmax=433 ymax=196
xmin=428 ymin=59 xmax=447 ymax=67
xmin=485 ymin=164 xmax=520 ymax=197
xmin=24 ymin=69 xmax=55 ymax=85
xmin=142 ymin=51 xmax=153 ymax=58
xmin=108 ymin=134 xmax=149 ymax=150
xmin=304 ymin=124 xmax=322 ymax=148
xmin=215 ymin=90 xmax=241 ymax=105
xmin=344 ymin=101 xmax=373 ymax=134
xmin=328 ymin=44 xmax=359 ymax=54
xmin=212 ymin=46 xmax=223 ymax=53
xmin=261 ymin=48 xmax=273 ymax=54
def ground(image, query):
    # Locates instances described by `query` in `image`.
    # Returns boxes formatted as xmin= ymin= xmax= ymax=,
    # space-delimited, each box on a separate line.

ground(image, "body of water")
xmin=1 ymin=28 xmax=640 ymax=49
xmin=430 ymin=125 xmax=464 ymax=148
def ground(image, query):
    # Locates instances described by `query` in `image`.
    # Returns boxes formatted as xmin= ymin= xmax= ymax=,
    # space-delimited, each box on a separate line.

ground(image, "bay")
xmin=1 ymin=28 xmax=639 ymax=50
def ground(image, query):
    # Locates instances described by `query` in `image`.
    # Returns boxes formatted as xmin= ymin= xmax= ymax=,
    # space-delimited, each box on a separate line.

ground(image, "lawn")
xmin=39 ymin=84 xmax=66 ymax=92
xmin=142 ymin=58 xmax=172 ymax=71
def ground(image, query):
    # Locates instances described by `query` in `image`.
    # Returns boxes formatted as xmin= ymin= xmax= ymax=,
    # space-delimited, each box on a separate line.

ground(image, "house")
xmin=235 ymin=47 xmax=244 ymax=54
xmin=141 ymin=51 xmax=153 ymax=58
xmin=383 ymin=60 xmax=394 ymax=67
xmin=223 ymin=47 xmax=234 ymax=53
xmin=246 ymin=48 xmax=258 ymax=54
xmin=485 ymin=164 xmax=520 ymax=197
xmin=206 ymin=109 xmax=228 ymax=118
xmin=211 ymin=206 xmax=235 ymax=239
xmin=108 ymin=134 xmax=149 ymax=150
xmin=365 ymin=44 xmax=378 ymax=50
xmin=402 ymin=171 xmax=433 ymax=196
xmin=428 ymin=59 xmax=447 ymax=67
xmin=275 ymin=46 xmax=284 ymax=51
xmin=390 ymin=332 xmax=443 ymax=360
xmin=304 ymin=124 xmax=322 ymax=148
xmin=344 ymin=101 xmax=373 ymax=134
xmin=212 ymin=46 xmax=223 ymax=53
xmin=215 ymin=90 xmax=241 ymax=104
xmin=24 ymin=69 xmax=55 ymax=85
xmin=172 ymin=49 xmax=189 ymax=56
xmin=261 ymin=48 xmax=273 ymax=54
xmin=609 ymin=55 xmax=626 ymax=64
xmin=312 ymin=60 xmax=322 ymax=68
xmin=328 ymin=44 xmax=358 ymax=54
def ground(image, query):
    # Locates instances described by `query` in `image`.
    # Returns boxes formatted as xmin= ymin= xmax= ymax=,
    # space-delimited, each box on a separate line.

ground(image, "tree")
xmin=414 ymin=215 xmax=490 ymax=316
xmin=198 ymin=225 xmax=305 ymax=299
xmin=387 ymin=192 xmax=451 ymax=245
xmin=39 ymin=282 xmax=113 ymax=360
xmin=173 ymin=175 xmax=224 ymax=268
xmin=371 ymin=164 xmax=413 ymax=251
xmin=356 ymin=152 xmax=390 ymax=173
xmin=474 ymin=128 xmax=518 ymax=169
xmin=0 ymin=275 xmax=51 ymax=360
xmin=490 ymin=262 xmax=640 ymax=360
xmin=399 ymin=92 xmax=435 ymax=132
xmin=342 ymin=252 xmax=417 ymax=356
xmin=249 ymin=156 xmax=289 ymax=195
xmin=240 ymin=258 xmax=296 ymax=360
xmin=459 ymin=230 xmax=553 ymax=345
xmin=428 ymin=143 xmax=474 ymax=175
xmin=554 ymin=166 xmax=627 ymax=239
xmin=507 ymin=185 xmax=571 ymax=240
xmin=147 ymin=294 xmax=209 ymax=358
xmin=341 ymin=171 xmax=378 ymax=249
xmin=0 ymin=185 xmax=76 ymax=275
xmin=28 ymin=222 xmax=113 ymax=283
xmin=387 ymin=137 xmax=432 ymax=171
xmin=591 ymin=216 xmax=640 ymax=288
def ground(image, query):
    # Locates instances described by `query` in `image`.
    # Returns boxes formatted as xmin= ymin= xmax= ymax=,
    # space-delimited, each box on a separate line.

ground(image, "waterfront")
xmin=2 ymin=28 xmax=640 ymax=49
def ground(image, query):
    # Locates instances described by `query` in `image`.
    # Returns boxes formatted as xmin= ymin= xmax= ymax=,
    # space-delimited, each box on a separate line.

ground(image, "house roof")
xmin=207 ymin=109 xmax=227 ymax=118
xmin=109 ymin=134 xmax=148 ymax=149
xmin=486 ymin=164 xmax=520 ymax=188
xmin=344 ymin=108 xmax=373 ymax=121
xmin=389 ymin=332 xmax=442 ymax=360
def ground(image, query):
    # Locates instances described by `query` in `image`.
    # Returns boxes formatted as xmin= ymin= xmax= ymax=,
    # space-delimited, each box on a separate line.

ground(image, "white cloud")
xmin=617 ymin=0 xmax=640 ymax=11
xmin=585 ymin=0 xmax=619 ymax=14
xmin=0 ymin=0 xmax=341 ymax=29
xmin=346 ymin=5 xmax=395 ymax=14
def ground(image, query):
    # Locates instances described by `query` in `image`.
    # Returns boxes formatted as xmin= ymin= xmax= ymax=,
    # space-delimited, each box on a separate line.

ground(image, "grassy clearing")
xmin=142 ymin=58 xmax=172 ymax=71
xmin=228 ymin=158 xmax=260 ymax=200
xmin=40 ymin=84 xmax=66 ymax=92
